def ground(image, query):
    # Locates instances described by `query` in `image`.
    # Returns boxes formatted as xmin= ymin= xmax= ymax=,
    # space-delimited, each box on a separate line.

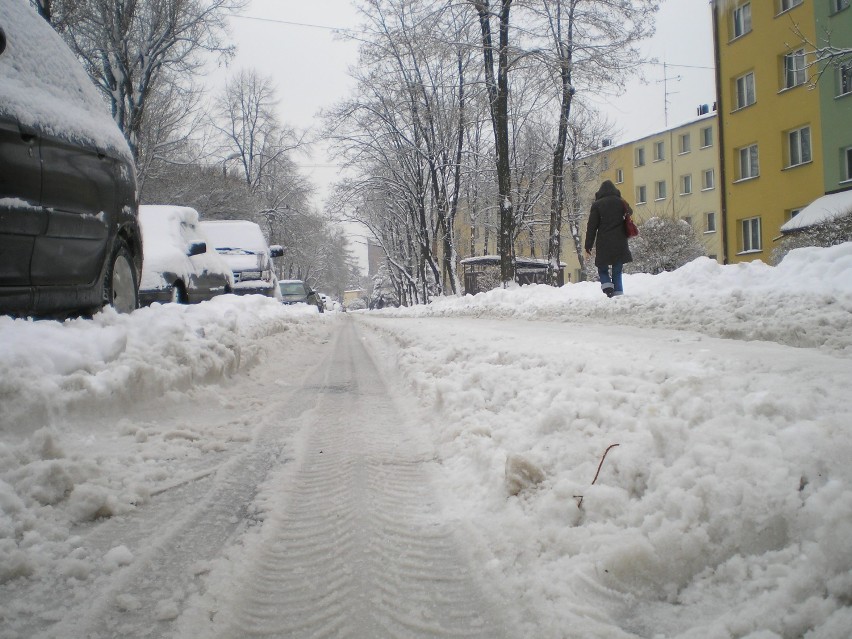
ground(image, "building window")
xmin=844 ymin=147 xmax=852 ymax=182
xmin=653 ymin=141 xmax=665 ymax=161
xmin=738 ymin=144 xmax=760 ymax=180
xmin=787 ymin=126 xmax=812 ymax=167
xmin=735 ymin=72 xmax=756 ymax=109
xmin=679 ymin=133 xmax=691 ymax=154
xmin=636 ymin=185 xmax=647 ymax=204
xmin=787 ymin=208 xmax=802 ymax=221
xmin=655 ymin=180 xmax=667 ymax=200
xmin=778 ymin=0 xmax=803 ymax=13
xmin=732 ymin=3 xmax=752 ymax=39
xmin=705 ymin=211 xmax=717 ymax=233
xmin=839 ymin=63 xmax=852 ymax=97
xmin=615 ymin=168 xmax=624 ymax=184
xmin=602 ymin=156 xmax=610 ymax=170
xmin=682 ymin=216 xmax=693 ymax=227
xmin=701 ymin=126 xmax=713 ymax=148
xmin=702 ymin=168 xmax=715 ymax=190
xmin=681 ymin=174 xmax=693 ymax=195
xmin=741 ymin=217 xmax=762 ymax=252
xmin=784 ymin=49 xmax=807 ymax=89
xmin=635 ymin=147 xmax=645 ymax=167
xmin=833 ymin=0 xmax=850 ymax=13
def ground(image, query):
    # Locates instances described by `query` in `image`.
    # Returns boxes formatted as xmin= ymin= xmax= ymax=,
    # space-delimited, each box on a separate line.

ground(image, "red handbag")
xmin=623 ymin=201 xmax=639 ymax=238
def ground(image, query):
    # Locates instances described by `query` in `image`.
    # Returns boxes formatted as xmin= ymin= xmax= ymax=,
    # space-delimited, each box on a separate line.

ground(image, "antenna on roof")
xmin=656 ymin=61 xmax=682 ymax=127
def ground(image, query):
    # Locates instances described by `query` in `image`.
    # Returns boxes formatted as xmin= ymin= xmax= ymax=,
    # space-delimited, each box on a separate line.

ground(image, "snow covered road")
xmin=3 ymin=244 xmax=852 ymax=638
xmin=177 ymin=318 xmax=511 ymax=638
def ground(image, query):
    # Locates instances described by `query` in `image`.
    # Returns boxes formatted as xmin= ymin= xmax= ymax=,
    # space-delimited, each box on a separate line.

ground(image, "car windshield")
xmin=279 ymin=283 xmax=305 ymax=295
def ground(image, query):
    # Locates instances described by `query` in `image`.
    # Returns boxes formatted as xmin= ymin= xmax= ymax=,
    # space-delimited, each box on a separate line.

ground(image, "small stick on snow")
xmin=574 ymin=443 xmax=621 ymax=509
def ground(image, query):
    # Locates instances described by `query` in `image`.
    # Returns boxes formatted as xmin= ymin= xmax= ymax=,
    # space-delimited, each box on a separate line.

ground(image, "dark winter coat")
xmin=584 ymin=180 xmax=633 ymax=268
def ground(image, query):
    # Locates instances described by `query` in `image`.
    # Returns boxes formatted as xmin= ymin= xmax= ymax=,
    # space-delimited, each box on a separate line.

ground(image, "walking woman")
xmin=584 ymin=179 xmax=633 ymax=297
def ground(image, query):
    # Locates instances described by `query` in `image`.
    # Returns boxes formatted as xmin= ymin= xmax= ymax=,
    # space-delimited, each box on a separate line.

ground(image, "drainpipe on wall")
xmin=710 ymin=0 xmax=730 ymax=264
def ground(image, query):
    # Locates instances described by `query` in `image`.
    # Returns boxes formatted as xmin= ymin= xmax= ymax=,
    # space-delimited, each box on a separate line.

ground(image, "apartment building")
xmin=627 ymin=112 xmax=723 ymax=261
xmin=712 ymin=0 xmax=852 ymax=263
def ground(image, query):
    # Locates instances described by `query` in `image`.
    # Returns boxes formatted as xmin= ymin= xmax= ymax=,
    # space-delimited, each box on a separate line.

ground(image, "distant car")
xmin=0 ymin=3 xmax=142 ymax=317
xmin=137 ymin=205 xmax=233 ymax=305
xmin=279 ymin=280 xmax=324 ymax=312
xmin=199 ymin=220 xmax=283 ymax=297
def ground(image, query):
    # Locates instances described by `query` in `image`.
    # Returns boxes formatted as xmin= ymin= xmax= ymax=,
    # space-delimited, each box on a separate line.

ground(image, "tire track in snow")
xmin=212 ymin=318 xmax=510 ymax=639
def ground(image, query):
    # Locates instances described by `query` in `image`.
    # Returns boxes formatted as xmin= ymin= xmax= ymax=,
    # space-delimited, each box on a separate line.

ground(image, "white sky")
xmin=220 ymin=0 xmax=716 ymax=264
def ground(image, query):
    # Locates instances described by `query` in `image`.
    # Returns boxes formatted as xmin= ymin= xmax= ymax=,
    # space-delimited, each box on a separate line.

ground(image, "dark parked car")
xmin=138 ymin=205 xmax=233 ymax=305
xmin=0 ymin=3 xmax=142 ymax=317
xmin=279 ymin=279 xmax=324 ymax=312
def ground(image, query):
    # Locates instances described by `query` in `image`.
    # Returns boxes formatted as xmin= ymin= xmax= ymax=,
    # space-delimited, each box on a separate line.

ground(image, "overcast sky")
xmin=220 ymin=0 xmax=716 ymax=262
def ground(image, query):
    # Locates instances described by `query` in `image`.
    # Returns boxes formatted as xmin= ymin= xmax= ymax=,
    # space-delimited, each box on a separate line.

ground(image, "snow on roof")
xmin=0 ymin=1 xmax=132 ymax=161
xmin=780 ymin=190 xmax=852 ymax=233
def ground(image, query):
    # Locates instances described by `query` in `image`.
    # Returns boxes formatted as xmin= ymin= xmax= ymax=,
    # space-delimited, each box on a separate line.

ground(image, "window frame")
xmin=655 ymin=180 xmax=667 ymax=201
xmin=735 ymin=72 xmax=756 ymax=109
xmin=784 ymin=49 xmax=807 ymax=90
xmin=741 ymin=216 xmax=762 ymax=253
xmin=737 ymin=144 xmax=760 ymax=181
xmin=705 ymin=211 xmax=717 ymax=234
xmin=701 ymin=126 xmax=713 ymax=148
xmin=787 ymin=125 xmax=812 ymax=168
xmin=635 ymin=147 xmax=646 ymax=167
xmin=844 ymin=147 xmax=852 ymax=183
xmin=615 ymin=168 xmax=624 ymax=184
xmin=778 ymin=0 xmax=803 ymax=14
xmin=832 ymin=0 xmax=850 ymax=13
xmin=653 ymin=140 xmax=665 ymax=162
xmin=838 ymin=63 xmax=852 ymax=97
xmin=702 ymin=168 xmax=715 ymax=190
xmin=679 ymin=133 xmax=691 ymax=155
xmin=636 ymin=185 xmax=647 ymax=204
xmin=732 ymin=3 xmax=752 ymax=39
xmin=680 ymin=174 xmax=693 ymax=195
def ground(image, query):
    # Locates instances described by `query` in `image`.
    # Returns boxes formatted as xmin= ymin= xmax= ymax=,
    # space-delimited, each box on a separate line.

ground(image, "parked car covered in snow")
xmin=199 ymin=220 xmax=283 ymax=298
xmin=279 ymin=279 xmax=324 ymax=312
xmin=0 ymin=2 xmax=142 ymax=317
xmin=137 ymin=205 xmax=233 ymax=305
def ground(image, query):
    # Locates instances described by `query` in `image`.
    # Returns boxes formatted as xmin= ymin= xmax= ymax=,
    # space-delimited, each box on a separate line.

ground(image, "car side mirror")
xmin=269 ymin=245 xmax=284 ymax=258
xmin=187 ymin=241 xmax=206 ymax=256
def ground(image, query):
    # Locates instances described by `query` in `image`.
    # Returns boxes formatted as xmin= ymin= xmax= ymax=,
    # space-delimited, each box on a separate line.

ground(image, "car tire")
xmin=171 ymin=281 xmax=189 ymax=304
xmin=103 ymin=239 xmax=138 ymax=313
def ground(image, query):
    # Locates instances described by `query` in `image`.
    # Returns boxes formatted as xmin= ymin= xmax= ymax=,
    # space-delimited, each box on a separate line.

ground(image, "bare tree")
xmin=470 ymin=0 xmax=516 ymax=285
xmin=526 ymin=0 xmax=657 ymax=284
xmin=51 ymin=0 xmax=244 ymax=160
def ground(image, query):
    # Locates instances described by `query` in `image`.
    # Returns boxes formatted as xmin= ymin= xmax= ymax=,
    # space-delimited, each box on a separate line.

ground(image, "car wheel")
xmin=171 ymin=281 xmax=189 ymax=304
xmin=103 ymin=239 xmax=138 ymax=313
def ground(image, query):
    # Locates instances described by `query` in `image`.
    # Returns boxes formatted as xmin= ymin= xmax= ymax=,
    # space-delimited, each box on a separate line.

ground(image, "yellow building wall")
xmin=716 ymin=0 xmax=824 ymax=263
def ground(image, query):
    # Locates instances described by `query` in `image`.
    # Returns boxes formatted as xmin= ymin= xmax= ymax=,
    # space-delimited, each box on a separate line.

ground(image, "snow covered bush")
xmin=626 ymin=216 xmax=706 ymax=274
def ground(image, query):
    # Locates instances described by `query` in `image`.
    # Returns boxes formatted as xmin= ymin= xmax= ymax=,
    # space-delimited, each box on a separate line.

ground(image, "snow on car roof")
xmin=0 ymin=1 xmax=132 ymax=160
xmin=200 ymin=220 xmax=271 ymax=254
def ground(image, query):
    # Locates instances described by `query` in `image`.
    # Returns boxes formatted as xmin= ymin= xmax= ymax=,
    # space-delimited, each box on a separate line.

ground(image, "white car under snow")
xmin=199 ymin=220 xmax=283 ymax=298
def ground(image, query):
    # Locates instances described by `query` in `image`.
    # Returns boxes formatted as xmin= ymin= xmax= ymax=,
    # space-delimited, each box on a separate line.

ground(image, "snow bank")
xmin=374 ymin=243 xmax=852 ymax=354
xmin=0 ymin=296 xmax=326 ymax=594
xmin=355 ymin=243 xmax=852 ymax=638
xmin=0 ymin=296 xmax=313 ymax=435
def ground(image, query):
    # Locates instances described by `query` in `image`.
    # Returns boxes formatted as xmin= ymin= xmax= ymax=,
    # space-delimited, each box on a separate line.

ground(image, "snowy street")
xmin=2 ymin=245 xmax=852 ymax=638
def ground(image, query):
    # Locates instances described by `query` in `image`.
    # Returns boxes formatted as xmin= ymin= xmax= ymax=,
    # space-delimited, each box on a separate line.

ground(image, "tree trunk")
xmin=473 ymin=0 xmax=515 ymax=285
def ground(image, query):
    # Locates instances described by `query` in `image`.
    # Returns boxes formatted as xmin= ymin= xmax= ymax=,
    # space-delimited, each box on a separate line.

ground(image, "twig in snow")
xmin=574 ymin=443 xmax=621 ymax=509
